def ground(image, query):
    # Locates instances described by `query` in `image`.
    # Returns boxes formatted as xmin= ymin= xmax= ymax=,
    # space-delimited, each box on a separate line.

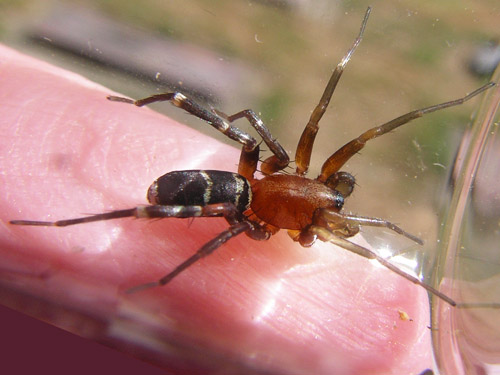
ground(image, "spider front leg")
xmin=295 ymin=7 xmax=371 ymax=176
xmin=107 ymin=93 xmax=289 ymax=176
xmin=318 ymin=82 xmax=495 ymax=181
xmin=313 ymin=208 xmax=424 ymax=245
xmin=302 ymin=223 xmax=456 ymax=306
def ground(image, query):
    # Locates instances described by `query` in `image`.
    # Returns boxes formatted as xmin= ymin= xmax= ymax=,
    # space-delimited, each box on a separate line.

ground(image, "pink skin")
xmin=1 ymin=44 xmax=432 ymax=374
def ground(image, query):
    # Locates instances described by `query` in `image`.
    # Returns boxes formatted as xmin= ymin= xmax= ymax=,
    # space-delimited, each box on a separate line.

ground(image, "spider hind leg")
xmin=127 ymin=220 xmax=256 ymax=293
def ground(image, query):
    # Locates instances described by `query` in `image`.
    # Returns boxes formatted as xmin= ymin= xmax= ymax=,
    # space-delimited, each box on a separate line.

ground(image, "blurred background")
xmin=0 ymin=0 xmax=498 ymax=279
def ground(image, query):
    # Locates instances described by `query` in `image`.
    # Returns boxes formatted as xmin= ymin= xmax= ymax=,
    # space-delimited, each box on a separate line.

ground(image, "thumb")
xmin=1 ymin=44 xmax=432 ymax=375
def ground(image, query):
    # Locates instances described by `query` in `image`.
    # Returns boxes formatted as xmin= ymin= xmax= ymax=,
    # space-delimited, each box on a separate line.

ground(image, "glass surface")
xmin=433 ymin=64 xmax=500 ymax=374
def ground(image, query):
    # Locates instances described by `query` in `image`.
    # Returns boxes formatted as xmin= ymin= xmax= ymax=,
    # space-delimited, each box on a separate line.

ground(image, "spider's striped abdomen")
xmin=147 ymin=170 xmax=252 ymax=213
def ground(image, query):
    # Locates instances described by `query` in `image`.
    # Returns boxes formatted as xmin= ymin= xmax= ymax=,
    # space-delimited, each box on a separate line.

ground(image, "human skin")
xmin=0 ymin=44 xmax=433 ymax=374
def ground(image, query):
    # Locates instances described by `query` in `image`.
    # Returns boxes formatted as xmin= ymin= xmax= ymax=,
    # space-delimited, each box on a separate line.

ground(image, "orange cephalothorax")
xmin=251 ymin=174 xmax=343 ymax=230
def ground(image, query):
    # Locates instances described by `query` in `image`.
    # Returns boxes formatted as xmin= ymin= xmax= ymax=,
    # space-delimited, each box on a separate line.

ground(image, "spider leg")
xmin=295 ymin=7 xmax=371 ymax=176
xmin=108 ymin=95 xmax=289 ymax=177
xmin=318 ymin=82 xmax=495 ymax=182
xmin=238 ymin=144 xmax=260 ymax=181
xmin=127 ymin=220 xmax=256 ymax=293
xmin=12 ymin=202 xmax=270 ymax=293
xmin=306 ymin=225 xmax=457 ymax=306
xmin=9 ymin=203 xmax=246 ymax=227
xmin=108 ymin=93 xmax=258 ymax=154
xmin=313 ymin=208 xmax=423 ymax=245
xmin=223 ymin=109 xmax=289 ymax=175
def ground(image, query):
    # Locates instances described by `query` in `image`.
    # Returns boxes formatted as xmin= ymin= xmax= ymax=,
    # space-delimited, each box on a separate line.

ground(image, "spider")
xmin=10 ymin=7 xmax=494 ymax=303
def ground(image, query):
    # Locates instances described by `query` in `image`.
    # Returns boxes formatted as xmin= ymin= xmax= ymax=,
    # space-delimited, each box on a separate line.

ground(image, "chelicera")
xmin=10 ymin=7 xmax=494 ymax=303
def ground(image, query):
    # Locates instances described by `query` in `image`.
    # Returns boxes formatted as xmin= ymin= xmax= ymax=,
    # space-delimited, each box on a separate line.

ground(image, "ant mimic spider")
xmin=10 ymin=7 xmax=494 ymax=303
